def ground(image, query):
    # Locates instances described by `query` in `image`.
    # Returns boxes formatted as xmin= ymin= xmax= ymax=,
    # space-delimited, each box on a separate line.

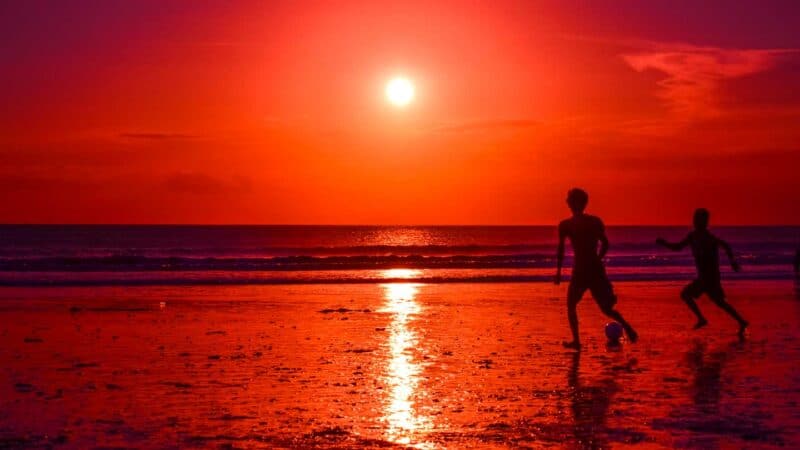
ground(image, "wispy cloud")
xmin=431 ymin=119 xmax=540 ymax=133
xmin=120 ymin=132 xmax=198 ymax=140
xmin=622 ymin=44 xmax=797 ymax=117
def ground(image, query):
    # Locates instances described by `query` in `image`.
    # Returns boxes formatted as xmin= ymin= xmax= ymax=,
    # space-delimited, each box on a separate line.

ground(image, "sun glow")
xmin=386 ymin=77 xmax=415 ymax=107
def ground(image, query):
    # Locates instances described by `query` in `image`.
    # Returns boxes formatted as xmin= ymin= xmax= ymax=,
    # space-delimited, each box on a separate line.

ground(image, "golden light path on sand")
xmin=380 ymin=268 xmax=433 ymax=448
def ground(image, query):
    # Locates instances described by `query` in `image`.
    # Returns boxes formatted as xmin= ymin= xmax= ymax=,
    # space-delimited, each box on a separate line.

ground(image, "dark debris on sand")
xmin=161 ymin=381 xmax=192 ymax=389
xmin=212 ymin=413 xmax=256 ymax=421
xmin=319 ymin=308 xmax=372 ymax=314
xmin=13 ymin=383 xmax=35 ymax=393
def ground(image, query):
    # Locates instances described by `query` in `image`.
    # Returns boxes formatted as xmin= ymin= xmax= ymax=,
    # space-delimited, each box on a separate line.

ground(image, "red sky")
xmin=2 ymin=0 xmax=799 ymax=224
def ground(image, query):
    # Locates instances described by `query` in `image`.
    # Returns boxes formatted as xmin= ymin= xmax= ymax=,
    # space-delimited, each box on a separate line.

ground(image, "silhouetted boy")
xmin=657 ymin=208 xmax=748 ymax=335
xmin=555 ymin=188 xmax=638 ymax=349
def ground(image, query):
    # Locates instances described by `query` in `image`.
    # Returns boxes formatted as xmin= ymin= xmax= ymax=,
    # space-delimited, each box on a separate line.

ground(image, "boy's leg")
xmin=708 ymin=287 xmax=748 ymax=333
xmin=681 ymin=281 xmax=708 ymax=329
xmin=565 ymin=283 xmax=585 ymax=348
xmin=593 ymin=278 xmax=638 ymax=343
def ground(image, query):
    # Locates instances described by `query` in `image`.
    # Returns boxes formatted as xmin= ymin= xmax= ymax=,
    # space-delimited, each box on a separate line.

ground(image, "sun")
xmin=386 ymin=77 xmax=414 ymax=107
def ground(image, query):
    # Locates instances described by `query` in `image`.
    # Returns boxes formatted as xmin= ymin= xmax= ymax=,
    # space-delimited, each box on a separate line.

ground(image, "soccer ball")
xmin=605 ymin=322 xmax=624 ymax=342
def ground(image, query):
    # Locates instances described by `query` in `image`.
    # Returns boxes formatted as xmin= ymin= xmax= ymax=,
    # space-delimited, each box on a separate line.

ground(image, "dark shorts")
xmin=682 ymin=278 xmax=725 ymax=301
xmin=568 ymin=268 xmax=617 ymax=310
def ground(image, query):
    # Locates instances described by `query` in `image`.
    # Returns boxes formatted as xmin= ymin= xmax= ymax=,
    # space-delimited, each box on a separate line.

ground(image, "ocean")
xmin=1 ymin=225 xmax=797 ymax=286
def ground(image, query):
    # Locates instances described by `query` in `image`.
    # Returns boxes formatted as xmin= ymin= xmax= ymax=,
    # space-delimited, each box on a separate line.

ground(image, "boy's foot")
xmin=693 ymin=319 xmax=709 ymax=330
xmin=626 ymin=329 xmax=639 ymax=343
xmin=738 ymin=321 xmax=749 ymax=336
xmin=562 ymin=341 xmax=582 ymax=350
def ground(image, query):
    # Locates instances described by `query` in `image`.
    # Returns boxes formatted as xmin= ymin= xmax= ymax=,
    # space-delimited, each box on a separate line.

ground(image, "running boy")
xmin=555 ymin=188 xmax=638 ymax=349
xmin=656 ymin=208 xmax=748 ymax=335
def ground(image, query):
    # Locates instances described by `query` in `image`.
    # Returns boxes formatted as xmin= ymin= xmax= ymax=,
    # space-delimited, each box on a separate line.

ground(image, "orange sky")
xmin=2 ymin=1 xmax=799 ymax=224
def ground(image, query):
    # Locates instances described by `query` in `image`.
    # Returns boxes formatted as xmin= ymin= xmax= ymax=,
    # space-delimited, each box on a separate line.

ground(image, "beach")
xmin=5 ymin=1 xmax=800 ymax=447
xmin=2 ymin=280 xmax=798 ymax=448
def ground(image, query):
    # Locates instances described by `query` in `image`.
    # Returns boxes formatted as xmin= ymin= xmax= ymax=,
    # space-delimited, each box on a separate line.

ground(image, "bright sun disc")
xmin=386 ymin=77 xmax=414 ymax=107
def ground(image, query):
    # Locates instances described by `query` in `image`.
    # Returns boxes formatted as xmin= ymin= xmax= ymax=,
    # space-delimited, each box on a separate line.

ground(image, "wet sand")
xmin=1 ymin=281 xmax=799 ymax=448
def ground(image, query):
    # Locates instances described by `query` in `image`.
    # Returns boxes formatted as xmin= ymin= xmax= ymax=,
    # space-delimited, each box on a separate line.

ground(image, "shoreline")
xmin=0 ymin=273 xmax=797 ymax=288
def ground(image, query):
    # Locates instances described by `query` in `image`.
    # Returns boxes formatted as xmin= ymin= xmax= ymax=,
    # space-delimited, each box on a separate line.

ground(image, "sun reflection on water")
xmin=380 ymin=281 xmax=432 ymax=447
xmin=382 ymin=268 xmax=422 ymax=280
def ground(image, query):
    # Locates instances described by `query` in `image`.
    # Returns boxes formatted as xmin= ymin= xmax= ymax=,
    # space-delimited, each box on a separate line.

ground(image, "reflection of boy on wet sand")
xmin=567 ymin=352 xmax=616 ymax=448
xmin=657 ymin=208 xmax=748 ymax=335
xmin=685 ymin=341 xmax=725 ymax=411
xmin=555 ymin=188 xmax=638 ymax=349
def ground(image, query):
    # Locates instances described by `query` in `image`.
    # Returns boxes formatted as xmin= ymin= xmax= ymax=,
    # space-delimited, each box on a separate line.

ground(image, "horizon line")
xmin=1 ymin=223 xmax=799 ymax=227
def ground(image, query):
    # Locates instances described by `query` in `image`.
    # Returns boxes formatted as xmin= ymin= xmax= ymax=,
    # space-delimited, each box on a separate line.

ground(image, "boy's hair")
xmin=694 ymin=208 xmax=710 ymax=229
xmin=567 ymin=188 xmax=589 ymax=212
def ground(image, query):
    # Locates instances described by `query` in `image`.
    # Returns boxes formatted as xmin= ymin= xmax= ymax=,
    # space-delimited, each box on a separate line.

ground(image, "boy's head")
xmin=566 ymin=188 xmax=589 ymax=214
xmin=693 ymin=208 xmax=710 ymax=230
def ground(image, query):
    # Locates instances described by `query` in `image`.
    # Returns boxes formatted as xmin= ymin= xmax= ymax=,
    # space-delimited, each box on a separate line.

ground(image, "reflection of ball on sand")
xmin=605 ymin=321 xmax=624 ymax=343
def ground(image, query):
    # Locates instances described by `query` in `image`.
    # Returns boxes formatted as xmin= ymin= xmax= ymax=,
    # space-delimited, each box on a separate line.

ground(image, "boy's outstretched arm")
xmin=718 ymin=238 xmax=741 ymax=272
xmin=656 ymin=235 xmax=690 ymax=251
xmin=555 ymin=224 xmax=566 ymax=285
